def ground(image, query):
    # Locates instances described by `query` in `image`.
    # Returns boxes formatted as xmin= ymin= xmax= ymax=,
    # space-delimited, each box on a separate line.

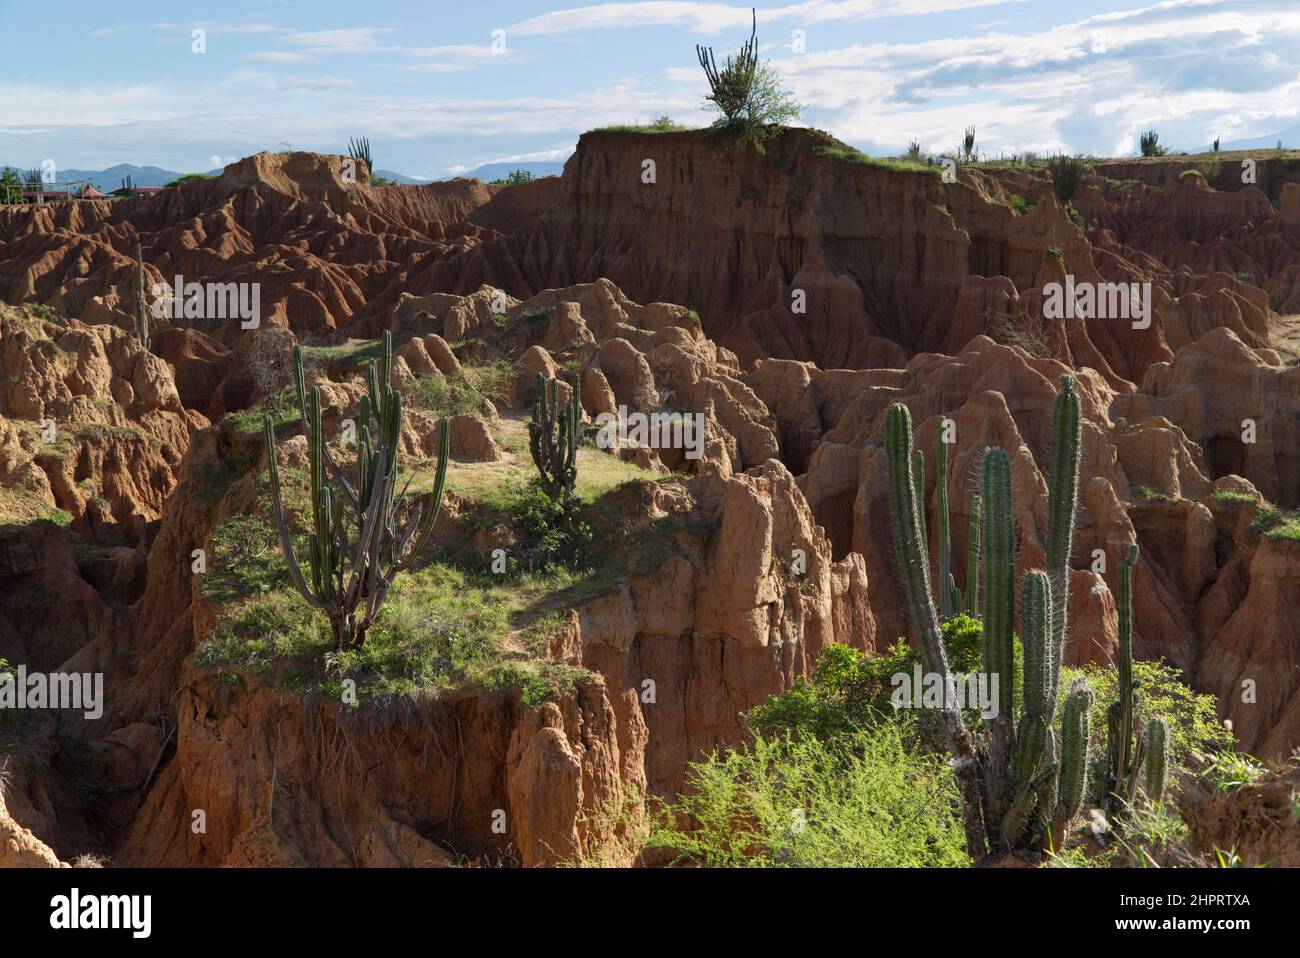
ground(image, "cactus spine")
xmin=266 ymin=332 xmax=449 ymax=651
xmin=965 ymin=494 xmax=981 ymax=615
xmin=1045 ymin=375 xmax=1082 ymax=717
xmin=528 ymin=374 xmax=580 ymax=502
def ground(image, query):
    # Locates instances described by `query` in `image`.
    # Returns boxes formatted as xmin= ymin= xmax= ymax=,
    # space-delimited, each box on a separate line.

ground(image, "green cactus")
xmin=1140 ymin=717 xmax=1169 ymax=801
xmin=265 ymin=333 xmax=449 ymax=651
xmin=1021 ymin=571 xmax=1051 ymax=720
xmin=528 ymin=374 xmax=581 ymax=502
xmin=879 ymin=378 xmax=1109 ymax=860
xmin=1107 ymin=543 xmax=1142 ymax=811
xmin=1045 ymin=375 xmax=1082 ymax=717
xmin=935 ymin=421 xmax=954 ymax=618
xmin=883 ymin=403 xmax=988 ymax=859
xmin=1059 ymin=677 xmax=1095 ymax=820
xmin=980 ymin=449 xmax=1016 ymax=730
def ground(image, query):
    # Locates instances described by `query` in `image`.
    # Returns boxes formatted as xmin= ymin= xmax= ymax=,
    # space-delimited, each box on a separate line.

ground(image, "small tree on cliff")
xmin=696 ymin=8 xmax=802 ymax=151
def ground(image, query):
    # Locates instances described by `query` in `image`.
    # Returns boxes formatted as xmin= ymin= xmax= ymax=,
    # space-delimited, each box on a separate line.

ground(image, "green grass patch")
xmin=1010 ymin=194 xmax=1036 ymax=215
xmin=589 ymin=119 xmax=691 ymax=134
xmin=406 ymin=362 xmax=511 ymax=419
xmin=810 ymin=142 xmax=939 ymax=176
xmin=1249 ymin=502 xmax=1300 ymax=541
xmin=1213 ymin=489 xmax=1259 ymax=505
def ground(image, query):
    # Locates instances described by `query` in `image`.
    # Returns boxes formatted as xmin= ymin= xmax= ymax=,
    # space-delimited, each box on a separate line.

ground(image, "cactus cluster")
xmin=882 ymin=375 xmax=1167 ymax=860
xmin=528 ymin=373 xmax=580 ymax=503
xmin=264 ymin=330 xmax=449 ymax=651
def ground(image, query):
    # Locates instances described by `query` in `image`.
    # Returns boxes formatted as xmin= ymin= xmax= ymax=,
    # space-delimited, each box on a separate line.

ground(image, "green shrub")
xmin=406 ymin=364 xmax=510 ymax=418
xmin=695 ymin=13 xmax=801 ymax=153
xmin=1063 ymin=658 xmax=1232 ymax=781
xmin=509 ymin=480 xmax=593 ymax=573
xmin=646 ymin=723 xmax=968 ymax=867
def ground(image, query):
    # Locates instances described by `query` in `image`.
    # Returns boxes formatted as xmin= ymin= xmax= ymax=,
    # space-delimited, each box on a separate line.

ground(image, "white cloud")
xmin=244 ymin=51 xmax=313 ymax=64
xmin=511 ymin=0 xmax=1027 ymax=36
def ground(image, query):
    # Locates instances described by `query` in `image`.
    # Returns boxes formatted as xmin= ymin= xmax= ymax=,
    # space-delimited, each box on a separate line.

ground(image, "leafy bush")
xmin=509 ymin=480 xmax=593 ymax=573
xmin=696 ymin=13 xmax=801 ymax=152
xmin=406 ymin=363 xmax=511 ymax=418
xmin=646 ymin=723 xmax=968 ymax=867
xmin=1062 ymin=658 xmax=1233 ymax=784
xmin=749 ymin=616 xmax=985 ymax=749
xmin=490 ymin=170 xmax=535 ymax=186
xmin=1140 ymin=130 xmax=1167 ymax=157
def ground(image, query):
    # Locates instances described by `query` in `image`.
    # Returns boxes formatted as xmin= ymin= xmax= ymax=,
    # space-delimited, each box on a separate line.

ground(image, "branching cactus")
xmin=880 ymin=381 xmax=1106 ymax=860
xmin=264 ymin=332 xmax=449 ymax=651
xmin=528 ymin=374 xmax=580 ymax=502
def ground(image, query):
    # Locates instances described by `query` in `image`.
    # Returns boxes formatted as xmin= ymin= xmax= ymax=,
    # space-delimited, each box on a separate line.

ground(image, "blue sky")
xmin=2 ymin=0 xmax=1297 ymax=178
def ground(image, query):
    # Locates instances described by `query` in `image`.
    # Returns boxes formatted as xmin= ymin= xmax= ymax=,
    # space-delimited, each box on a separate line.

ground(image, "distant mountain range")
xmin=2 ymin=159 xmax=566 ymax=190
xmin=1191 ymin=126 xmax=1296 ymax=154
xmin=438 ymin=161 xmax=566 ymax=183
xmin=0 ymin=163 xmax=191 ymax=191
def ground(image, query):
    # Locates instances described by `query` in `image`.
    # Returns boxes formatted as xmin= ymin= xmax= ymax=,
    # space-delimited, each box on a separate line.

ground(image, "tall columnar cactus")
xmin=134 ymin=241 xmax=149 ymax=346
xmin=935 ymin=422 xmax=954 ymax=618
xmin=265 ymin=332 xmax=449 ymax=651
xmin=1045 ymin=375 xmax=1082 ymax=717
xmin=1059 ymin=677 xmax=1095 ymax=820
xmin=884 ymin=404 xmax=987 ymax=859
xmin=1140 ymin=717 xmax=1168 ymax=801
xmin=1107 ymin=542 xmax=1142 ymax=810
xmin=1021 ymin=572 xmax=1051 ymax=721
xmin=980 ymin=449 xmax=1016 ymax=743
xmin=528 ymin=374 xmax=580 ymax=502
xmin=965 ymin=494 xmax=981 ymax=616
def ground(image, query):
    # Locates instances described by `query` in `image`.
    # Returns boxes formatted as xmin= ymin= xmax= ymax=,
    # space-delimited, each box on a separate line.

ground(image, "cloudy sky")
xmin=1 ymin=0 xmax=1295 ymax=179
